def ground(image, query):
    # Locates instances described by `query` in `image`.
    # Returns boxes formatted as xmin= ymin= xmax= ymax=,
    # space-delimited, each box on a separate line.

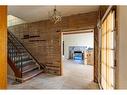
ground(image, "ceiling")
xmin=8 ymin=6 xmax=99 ymax=22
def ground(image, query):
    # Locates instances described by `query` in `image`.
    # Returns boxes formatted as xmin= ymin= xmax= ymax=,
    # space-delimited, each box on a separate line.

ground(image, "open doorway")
xmin=61 ymin=29 xmax=98 ymax=88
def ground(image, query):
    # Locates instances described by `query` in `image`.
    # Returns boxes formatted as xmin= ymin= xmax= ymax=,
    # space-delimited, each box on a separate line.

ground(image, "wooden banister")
xmin=8 ymin=57 xmax=22 ymax=78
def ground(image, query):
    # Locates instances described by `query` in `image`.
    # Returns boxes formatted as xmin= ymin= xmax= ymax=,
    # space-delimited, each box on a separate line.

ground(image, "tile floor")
xmin=8 ymin=59 xmax=99 ymax=89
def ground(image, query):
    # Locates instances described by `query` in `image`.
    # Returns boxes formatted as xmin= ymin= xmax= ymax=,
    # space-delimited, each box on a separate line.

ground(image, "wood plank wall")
xmin=8 ymin=11 xmax=98 ymax=81
xmin=0 ymin=6 xmax=7 ymax=89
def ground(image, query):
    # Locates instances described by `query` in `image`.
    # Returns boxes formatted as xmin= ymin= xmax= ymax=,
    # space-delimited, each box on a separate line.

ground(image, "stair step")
xmin=15 ymin=56 xmax=32 ymax=63
xmin=22 ymin=69 xmax=43 ymax=82
xmin=8 ymin=32 xmax=45 ymax=83
xmin=9 ymin=53 xmax=28 ymax=58
xmin=9 ymin=50 xmax=26 ymax=53
xmin=22 ymin=63 xmax=39 ymax=74
xmin=16 ymin=45 xmax=25 ymax=49
xmin=18 ymin=52 xmax=28 ymax=56
xmin=16 ymin=60 xmax=35 ymax=68
xmin=16 ymin=46 xmax=24 ymax=49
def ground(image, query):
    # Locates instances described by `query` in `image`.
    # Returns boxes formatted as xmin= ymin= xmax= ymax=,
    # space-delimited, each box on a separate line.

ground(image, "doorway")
xmin=61 ymin=29 xmax=97 ymax=88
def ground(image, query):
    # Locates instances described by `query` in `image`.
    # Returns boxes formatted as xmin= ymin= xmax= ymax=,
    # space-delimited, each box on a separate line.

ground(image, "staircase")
xmin=8 ymin=31 xmax=45 ymax=82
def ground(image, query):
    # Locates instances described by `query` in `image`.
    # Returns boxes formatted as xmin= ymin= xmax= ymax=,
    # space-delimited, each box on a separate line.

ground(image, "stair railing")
xmin=8 ymin=31 xmax=46 ymax=70
xmin=8 ymin=37 xmax=23 ymax=79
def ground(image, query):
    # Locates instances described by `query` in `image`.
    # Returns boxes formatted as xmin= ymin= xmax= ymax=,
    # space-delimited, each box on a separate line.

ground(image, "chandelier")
xmin=49 ymin=6 xmax=62 ymax=24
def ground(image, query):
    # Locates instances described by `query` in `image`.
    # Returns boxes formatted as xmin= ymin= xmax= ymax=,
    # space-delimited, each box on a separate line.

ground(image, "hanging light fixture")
xmin=49 ymin=6 xmax=62 ymax=24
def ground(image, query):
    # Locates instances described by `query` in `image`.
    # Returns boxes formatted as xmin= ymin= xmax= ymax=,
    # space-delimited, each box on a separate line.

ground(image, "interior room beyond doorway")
xmin=62 ymin=30 xmax=94 ymax=65
xmin=61 ymin=29 xmax=95 ymax=84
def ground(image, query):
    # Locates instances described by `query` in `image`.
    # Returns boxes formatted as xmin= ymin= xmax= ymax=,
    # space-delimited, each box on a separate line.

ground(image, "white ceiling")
xmin=8 ymin=6 xmax=99 ymax=22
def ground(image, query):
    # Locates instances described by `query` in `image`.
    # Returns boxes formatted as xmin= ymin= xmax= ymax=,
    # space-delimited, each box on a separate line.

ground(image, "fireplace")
xmin=69 ymin=46 xmax=86 ymax=60
xmin=73 ymin=51 xmax=83 ymax=60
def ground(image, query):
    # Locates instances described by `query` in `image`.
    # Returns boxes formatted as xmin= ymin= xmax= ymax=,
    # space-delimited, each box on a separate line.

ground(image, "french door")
xmin=101 ymin=9 xmax=116 ymax=89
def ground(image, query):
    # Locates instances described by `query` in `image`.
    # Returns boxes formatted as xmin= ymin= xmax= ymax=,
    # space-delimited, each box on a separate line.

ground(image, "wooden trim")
xmin=61 ymin=28 xmax=95 ymax=80
xmin=93 ymin=27 xmax=98 ymax=83
xmin=7 ymin=57 xmax=22 ymax=78
xmin=100 ymin=6 xmax=113 ymax=24
xmin=62 ymin=27 xmax=95 ymax=33
xmin=29 ymin=39 xmax=46 ymax=42
xmin=29 ymin=35 xmax=40 ymax=38
xmin=47 ymin=68 xmax=60 ymax=71
xmin=45 ymin=65 xmax=60 ymax=68
xmin=115 ymin=6 xmax=119 ymax=89
xmin=63 ymin=31 xmax=93 ymax=35
xmin=0 ymin=6 xmax=7 ymax=89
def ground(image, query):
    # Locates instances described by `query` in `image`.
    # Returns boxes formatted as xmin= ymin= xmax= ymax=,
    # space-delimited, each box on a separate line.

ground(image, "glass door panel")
xmin=101 ymin=10 xmax=115 ymax=89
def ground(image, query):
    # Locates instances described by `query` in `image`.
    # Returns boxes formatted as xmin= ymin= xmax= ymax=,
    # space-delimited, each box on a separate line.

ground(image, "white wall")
xmin=8 ymin=15 xmax=26 ymax=27
xmin=118 ymin=6 xmax=127 ymax=89
xmin=63 ymin=32 xmax=93 ymax=59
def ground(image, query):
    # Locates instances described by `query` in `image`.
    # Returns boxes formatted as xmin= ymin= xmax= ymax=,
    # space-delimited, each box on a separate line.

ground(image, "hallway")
xmin=8 ymin=59 xmax=99 ymax=89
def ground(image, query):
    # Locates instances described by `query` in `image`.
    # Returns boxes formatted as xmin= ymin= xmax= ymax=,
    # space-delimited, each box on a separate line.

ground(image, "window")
xmin=101 ymin=10 xmax=115 ymax=89
xmin=8 ymin=15 xmax=26 ymax=27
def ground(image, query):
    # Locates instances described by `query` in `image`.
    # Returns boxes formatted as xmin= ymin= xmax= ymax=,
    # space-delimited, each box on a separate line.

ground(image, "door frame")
xmin=60 ymin=29 xmax=95 ymax=81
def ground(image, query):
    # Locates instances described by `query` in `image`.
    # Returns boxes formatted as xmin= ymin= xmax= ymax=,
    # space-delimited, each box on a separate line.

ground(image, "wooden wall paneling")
xmin=0 ymin=6 xmax=7 ymax=89
xmin=8 ymin=11 xmax=98 ymax=76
